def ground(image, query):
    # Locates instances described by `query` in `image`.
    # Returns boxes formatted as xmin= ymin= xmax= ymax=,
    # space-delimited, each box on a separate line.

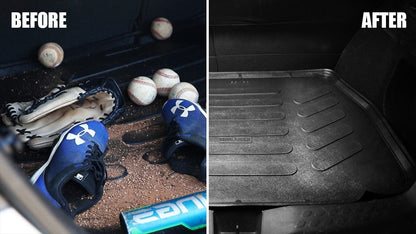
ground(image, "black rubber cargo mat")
xmin=209 ymin=70 xmax=415 ymax=206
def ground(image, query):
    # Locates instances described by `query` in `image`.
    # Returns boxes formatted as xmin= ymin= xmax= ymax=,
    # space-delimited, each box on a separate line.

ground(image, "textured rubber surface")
xmin=261 ymin=182 xmax=416 ymax=234
xmin=209 ymin=70 xmax=414 ymax=206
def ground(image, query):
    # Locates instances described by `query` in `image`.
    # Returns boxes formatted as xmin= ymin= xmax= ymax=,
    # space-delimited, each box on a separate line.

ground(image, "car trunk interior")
xmin=209 ymin=0 xmax=416 ymax=233
xmin=0 ymin=0 xmax=206 ymax=233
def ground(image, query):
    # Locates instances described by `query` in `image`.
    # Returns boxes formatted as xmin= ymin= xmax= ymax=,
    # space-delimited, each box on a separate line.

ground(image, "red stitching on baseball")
xmin=156 ymin=70 xmax=179 ymax=79
xmin=154 ymin=18 xmax=171 ymax=25
xmin=128 ymin=90 xmax=148 ymax=106
xmin=132 ymin=78 xmax=157 ymax=89
xmin=157 ymin=87 xmax=172 ymax=91
xmin=176 ymin=87 xmax=198 ymax=98
xmin=42 ymin=44 xmax=63 ymax=53
xmin=151 ymin=28 xmax=167 ymax=39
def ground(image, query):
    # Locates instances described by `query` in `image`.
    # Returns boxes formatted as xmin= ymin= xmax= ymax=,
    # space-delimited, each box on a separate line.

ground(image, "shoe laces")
xmin=165 ymin=121 xmax=181 ymax=146
xmin=67 ymin=142 xmax=106 ymax=217
xmin=85 ymin=143 xmax=107 ymax=186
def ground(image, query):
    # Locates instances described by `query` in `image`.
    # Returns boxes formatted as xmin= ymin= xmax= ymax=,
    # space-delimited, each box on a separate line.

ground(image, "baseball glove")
xmin=1 ymin=78 xmax=124 ymax=149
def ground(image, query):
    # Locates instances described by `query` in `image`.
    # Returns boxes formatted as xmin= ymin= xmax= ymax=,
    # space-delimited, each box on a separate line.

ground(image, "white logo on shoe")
xmin=75 ymin=173 xmax=84 ymax=181
xmin=66 ymin=124 xmax=96 ymax=145
xmin=170 ymin=100 xmax=195 ymax=118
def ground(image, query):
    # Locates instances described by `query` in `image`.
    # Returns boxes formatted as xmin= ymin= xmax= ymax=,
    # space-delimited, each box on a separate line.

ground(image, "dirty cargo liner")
xmin=0 ymin=25 xmax=206 ymax=163
xmin=209 ymin=69 xmax=415 ymax=206
xmin=1 ymin=24 xmax=206 ymax=232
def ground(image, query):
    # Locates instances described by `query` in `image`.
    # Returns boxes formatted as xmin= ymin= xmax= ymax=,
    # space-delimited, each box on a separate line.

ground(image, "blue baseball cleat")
xmin=30 ymin=120 xmax=108 ymax=216
xmin=161 ymin=99 xmax=206 ymax=181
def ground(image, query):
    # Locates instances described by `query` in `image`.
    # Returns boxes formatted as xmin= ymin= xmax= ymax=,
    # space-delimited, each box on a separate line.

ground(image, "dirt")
xmin=74 ymin=115 xmax=206 ymax=233
xmin=6 ymin=67 xmax=206 ymax=233
xmin=18 ymin=114 xmax=206 ymax=233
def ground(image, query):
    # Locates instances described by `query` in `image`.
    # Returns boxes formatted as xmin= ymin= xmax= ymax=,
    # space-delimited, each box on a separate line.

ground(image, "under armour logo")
xmin=66 ymin=124 xmax=96 ymax=145
xmin=170 ymin=100 xmax=195 ymax=117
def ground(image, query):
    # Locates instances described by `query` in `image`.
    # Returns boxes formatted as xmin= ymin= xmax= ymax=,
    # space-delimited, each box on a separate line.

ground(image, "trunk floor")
xmin=20 ymin=115 xmax=206 ymax=233
xmin=2 ymin=26 xmax=206 ymax=233
xmin=209 ymin=70 xmax=414 ymax=206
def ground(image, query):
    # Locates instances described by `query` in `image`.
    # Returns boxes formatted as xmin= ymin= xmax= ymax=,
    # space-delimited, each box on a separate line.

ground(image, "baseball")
xmin=151 ymin=17 xmax=173 ymax=40
xmin=38 ymin=42 xmax=64 ymax=68
xmin=169 ymin=82 xmax=199 ymax=103
xmin=128 ymin=76 xmax=157 ymax=106
xmin=152 ymin=68 xmax=180 ymax=96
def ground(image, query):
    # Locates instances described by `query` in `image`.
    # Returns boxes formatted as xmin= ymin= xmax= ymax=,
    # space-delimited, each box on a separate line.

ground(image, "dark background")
xmin=0 ymin=0 xmax=205 ymax=66
xmin=209 ymin=0 xmax=382 ymax=72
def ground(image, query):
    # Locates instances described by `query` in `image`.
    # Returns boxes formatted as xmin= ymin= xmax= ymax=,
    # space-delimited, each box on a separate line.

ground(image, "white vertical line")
xmin=205 ymin=0 xmax=211 ymax=233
